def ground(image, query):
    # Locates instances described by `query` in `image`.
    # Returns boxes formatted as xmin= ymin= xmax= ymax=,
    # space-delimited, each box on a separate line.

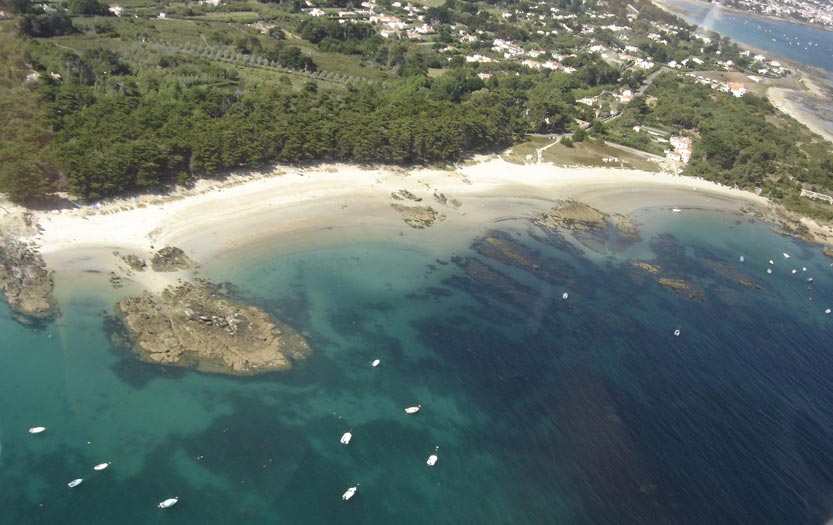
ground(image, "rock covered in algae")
xmin=534 ymin=201 xmax=608 ymax=232
xmin=390 ymin=204 xmax=445 ymax=229
xmin=116 ymin=280 xmax=311 ymax=375
xmin=632 ymin=261 xmax=661 ymax=274
xmin=658 ymin=277 xmax=703 ymax=301
xmin=150 ymin=247 xmax=197 ymax=272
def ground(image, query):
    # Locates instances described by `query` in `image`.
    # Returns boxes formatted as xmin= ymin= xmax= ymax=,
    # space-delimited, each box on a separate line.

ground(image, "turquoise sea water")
xmin=3 ymin=205 xmax=833 ymax=524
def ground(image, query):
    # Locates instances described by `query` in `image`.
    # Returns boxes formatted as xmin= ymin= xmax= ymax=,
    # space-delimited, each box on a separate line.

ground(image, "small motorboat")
xmin=342 ymin=485 xmax=358 ymax=501
xmin=672 ymin=208 xmax=682 ymax=213
xmin=783 ymin=253 xmax=791 ymax=259
xmin=792 ymin=269 xmax=797 ymax=274
xmin=371 ymin=359 xmax=381 ymax=367
xmin=67 ymin=479 xmax=83 ymax=488
xmin=427 ymin=446 xmax=439 ymax=467
xmin=158 ymin=497 xmax=179 ymax=509
xmin=674 ymin=329 xmax=681 ymax=337
xmin=739 ymin=256 xmax=745 ymax=263
xmin=769 ymin=260 xmax=774 ymax=265
xmin=825 ymin=309 xmax=831 ymax=315
xmin=766 ymin=268 xmax=772 ymax=274
xmin=562 ymin=292 xmax=569 ymax=301
xmin=802 ymin=267 xmax=807 ymax=272
xmin=404 ymin=404 xmax=421 ymax=414
xmin=93 ymin=462 xmax=111 ymax=471
xmin=28 ymin=426 xmax=47 ymax=434
xmin=340 ymin=432 xmax=352 ymax=445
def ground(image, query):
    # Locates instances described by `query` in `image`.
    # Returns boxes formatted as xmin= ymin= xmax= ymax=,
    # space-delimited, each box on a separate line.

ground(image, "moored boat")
xmin=158 ymin=497 xmax=179 ymax=509
xmin=93 ymin=462 xmax=111 ymax=471
xmin=28 ymin=426 xmax=46 ymax=434
xmin=67 ymin=479 xmax=83 ymax=488
xmin=340 ymin=432 xmax=352 ymax=445
xmin=427 ymin=446 xmax=439 ymax=467
xmin=404 ymin=404 xmax=421 ymax=414
xmin=342 ymin=485 xmax=358 ymax=501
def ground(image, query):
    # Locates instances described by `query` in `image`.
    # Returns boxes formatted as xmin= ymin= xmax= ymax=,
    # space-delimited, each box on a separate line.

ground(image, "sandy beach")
xmin=7 ymin=157 xmax=776 ymax=297
xmin=767 ymin=72 xmax=833 ymax=143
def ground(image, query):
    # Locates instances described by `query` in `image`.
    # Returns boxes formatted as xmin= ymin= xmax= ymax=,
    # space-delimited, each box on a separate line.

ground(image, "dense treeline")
xmin=34 ymin=62 xmax=521 ymax=199
xmin=4 ymin=0 xmax=829 ymax=212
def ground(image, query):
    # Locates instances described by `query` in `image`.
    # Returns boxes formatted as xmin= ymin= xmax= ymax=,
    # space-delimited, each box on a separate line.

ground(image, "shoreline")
xmin=651 ymin=0 xmax=833 ymax=37
xmin=3 ymin=158 xmax=784 ymax=298
xmin=651 ymin=0 xmax=833 ymax=145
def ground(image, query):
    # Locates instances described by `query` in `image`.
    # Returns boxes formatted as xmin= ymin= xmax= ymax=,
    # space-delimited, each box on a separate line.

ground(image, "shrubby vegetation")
xmin=604 ymin=72 xmax=833 ymax=217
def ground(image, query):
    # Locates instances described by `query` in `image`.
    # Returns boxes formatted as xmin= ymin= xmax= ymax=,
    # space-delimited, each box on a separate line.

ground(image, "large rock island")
xmin=116 ymin=279 xmax=311 ymax=375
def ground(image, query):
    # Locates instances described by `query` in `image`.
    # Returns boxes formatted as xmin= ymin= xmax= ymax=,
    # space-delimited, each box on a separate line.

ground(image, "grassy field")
xmin=503 ymin=137 xmax=664 ymax=171
xmin=543 ymin=140 xmax=663 ymax=171
xmin=501 ymin=136 xmax=550 ymax=164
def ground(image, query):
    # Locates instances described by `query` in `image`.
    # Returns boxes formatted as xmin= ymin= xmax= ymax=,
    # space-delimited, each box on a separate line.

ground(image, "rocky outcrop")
xmin=738 ymin=279 xmax=763 ymax=290
xmin=534 ymin=201 xmax=608 ymax=232
xmin=0 ymin=238 xmax=58 ymax=323
xmin=658 ymin=277 xmax=690 ymax=291
xmin=121 ymin=254 xmax=147 ymax=272
xmin=391 ymin=204 xmax=445 ymax=229
xmin=632 ymin=261 xmax=661 ymax=274
xmin=150 ymin=247 xmax=197 ymax=272
xmin=116 ymin=280 xmax=311 ymax=375
xmin=658 ymin=276 xmax=703 ymax=301
xmin=391 ymin=189 xmax=422 ymax=202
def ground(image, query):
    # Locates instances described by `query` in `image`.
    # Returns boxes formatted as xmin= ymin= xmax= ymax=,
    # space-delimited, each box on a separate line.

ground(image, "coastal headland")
xmin=1 ymin=157 xmax=827 ymax=373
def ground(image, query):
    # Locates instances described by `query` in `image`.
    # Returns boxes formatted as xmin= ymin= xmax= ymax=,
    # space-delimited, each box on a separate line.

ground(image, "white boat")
xmin=672 ymin=208 xmax=682 ymax=213
xmin=340 ymin=432 xmax=352 ymax=445
xmin=739 ymin=256 xmax=745 ymax=263
xmin=783 ymin=253 xmax=791 ymax=259
xmin=158 ymin=497 xmax=179 ymax=509
xmin=371 ymin=359 xmax=380 ymax=367
xmin=825 ymin=309 xmax=831 ymax=315
xmin=562 ymin=292 xmax=569 ymax=300
xmin=93 ymin=462 xmax=111 ymax=471
xmin=342 ymin=485 xmax=358 ymax=501
xmin=674 ymin=329 xmax=681 ymax=337
xmin=427 ymin=447 xmax=439 ymax=467
xmin=792 ymin=269 xmax=797 ymax=274
xmin=67 ymin=479 xmax=83 ymax=488
xmin=404 ymin=404 xmax=421 ymax=414
xmin=28 ymin=426 xmax=46 ymax=434
xmin=769 ymin=260 xmax=774 ymax=265
xmin=767 ymin=268 xmax=772 ymax=274
xmin=802 ymin=267 xmax=807 ymax=272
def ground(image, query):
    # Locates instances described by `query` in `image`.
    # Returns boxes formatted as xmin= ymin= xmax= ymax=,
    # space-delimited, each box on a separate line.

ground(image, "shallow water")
xmin=2 ymin=206 xmax=833 ymax=524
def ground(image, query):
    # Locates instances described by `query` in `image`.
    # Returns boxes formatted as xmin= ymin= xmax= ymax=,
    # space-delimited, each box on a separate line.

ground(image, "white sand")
xmin=28 ymin=158 xmax=771 ymax=294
